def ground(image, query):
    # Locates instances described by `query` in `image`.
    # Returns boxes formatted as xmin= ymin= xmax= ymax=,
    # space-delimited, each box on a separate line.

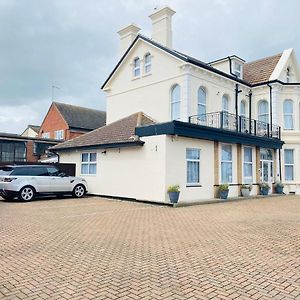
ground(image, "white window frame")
xmin=243 ymin=147 xmax=253 ymax=183
xmin=221 ymin=144 xmax=233 ymax=183
xmin=284 ymin=149 xmax=294 ymax=181
xmin=133 ymin=57 xmax=141 ymax=77
xmin=197 ymin=87 xmax=206 ymax=117
xmin=170 ymin=84 xmax=181 ymax=120
xmin=258 ymin=100 xmax=269 ymax=123
xmin=42 ymin=132 xmax=50 ymax=139
xmin=81 ymin=152 xmax=97 ymax=175
xmin=186 ymin=148 xmax=201 ymax=186
xmin=54 ymin=130 xmax=64 ymax=140
xmin=283 ymin=99 xmax=294 ymax=130
xmin=233 ymin=62 xmax=243 ymax=79
xmin=144 ymin=53 xmax=151 ymax=74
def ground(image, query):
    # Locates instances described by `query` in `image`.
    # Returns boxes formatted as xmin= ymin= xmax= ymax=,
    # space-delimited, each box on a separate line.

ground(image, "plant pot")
xmin=275 ymin=186 xmax=284 ymax=194
xmin=168 ymin=191 xmax=180 ymax=203
xmin=241 ymin=188 xmax=250 ymax=197
xmin=260 ymin=187 xmax=270 ymax=195
xmin=219 ymin=190 xmax=229 ymax=199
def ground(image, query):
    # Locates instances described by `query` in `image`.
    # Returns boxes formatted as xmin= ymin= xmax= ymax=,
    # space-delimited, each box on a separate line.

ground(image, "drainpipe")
xmin=228 ymin=56 xmax=233 ymax=75
xmin=235 ymin=84 xmax=242 ymax=131
xmin=267 ymin=83 xmax=273 ymax=127
xmin=279 ymin=149 xmax=282 ymax=181
xmin=248 ymin=90 xmax=252 ymax=134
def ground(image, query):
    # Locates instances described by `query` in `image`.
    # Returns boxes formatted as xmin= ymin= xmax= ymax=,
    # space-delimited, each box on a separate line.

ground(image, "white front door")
xmin=260 ymin=148 xmax=274 ymax=193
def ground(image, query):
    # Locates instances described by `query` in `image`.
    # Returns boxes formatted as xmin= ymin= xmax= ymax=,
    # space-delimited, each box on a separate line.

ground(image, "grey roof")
xmin=54 ymin=102 xmax=106 ymax=131
xmin=28 ymin=125 xmax=40 ymax=133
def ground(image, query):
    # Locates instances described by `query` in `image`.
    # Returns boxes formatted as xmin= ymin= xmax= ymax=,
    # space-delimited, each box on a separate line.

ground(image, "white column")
xmin=181 ymin=65 xmax=192 ymax=122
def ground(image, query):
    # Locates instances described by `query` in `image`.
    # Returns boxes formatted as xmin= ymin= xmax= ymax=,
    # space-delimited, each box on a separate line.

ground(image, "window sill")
xmin=142 ymin=72 xmax=152 ymax=77
xmin=132 ymin=76 xmax=141 ymax=81
xmin=186 ymin=184 xmax=202 ymax=187
xmin=80 ymin=174 xmax=97 ymax=177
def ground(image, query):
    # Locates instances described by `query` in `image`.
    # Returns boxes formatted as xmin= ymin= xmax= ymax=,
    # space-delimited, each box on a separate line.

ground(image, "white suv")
xmin=0 ymin=165 xmax=88 ymax=201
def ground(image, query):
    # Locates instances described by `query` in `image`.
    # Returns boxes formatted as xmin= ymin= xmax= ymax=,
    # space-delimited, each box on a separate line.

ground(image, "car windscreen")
xmin=0 ymin=167 xmax=14 ymax=176
xmin=11 ymin=166 xmax=49 ymax=176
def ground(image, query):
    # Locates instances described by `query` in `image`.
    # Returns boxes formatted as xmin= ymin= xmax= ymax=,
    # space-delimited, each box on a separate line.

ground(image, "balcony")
xmin=188 ymin=111 xmax=281 ymax=140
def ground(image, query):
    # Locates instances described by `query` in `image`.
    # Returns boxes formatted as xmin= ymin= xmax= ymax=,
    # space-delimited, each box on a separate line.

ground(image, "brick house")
xmin=39 ymin=102 xmax=106 ymax=141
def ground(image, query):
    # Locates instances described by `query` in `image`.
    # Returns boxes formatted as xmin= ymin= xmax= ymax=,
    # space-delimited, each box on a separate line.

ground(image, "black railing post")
xmin=239 ymin=116 xmax=242 ymax=132
xmin=254 ymin=120 xmax=257 ymax=136
xmin=279 ymin=126 xmax=281 ymax=139
xmin=220 ymin=111 xmax=223 ymax=129
xmin=188 ymin=116 xmax=191 ymax=123
xmin=267 ymin=123 xmax=270 ymax=137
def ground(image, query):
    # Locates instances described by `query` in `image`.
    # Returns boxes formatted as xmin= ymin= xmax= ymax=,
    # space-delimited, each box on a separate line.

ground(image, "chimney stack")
xmin=149 ymin=6 xmax=176 ymax=48
xmin=117 ymin=24 xmax=141 ymax=57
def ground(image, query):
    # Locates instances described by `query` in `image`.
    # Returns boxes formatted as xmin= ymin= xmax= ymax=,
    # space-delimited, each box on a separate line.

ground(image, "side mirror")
xmin=59 ymin=172 xmax=67 ymax=177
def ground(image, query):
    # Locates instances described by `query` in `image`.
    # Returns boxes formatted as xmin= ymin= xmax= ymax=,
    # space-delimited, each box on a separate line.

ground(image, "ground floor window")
xmin=186 ymin=148 xmax=200 ymax=185
xmin=221 ymin=144 xmax=232 ymax=183
xmin=81 ymin=152 xmax=97 ymax=175
xmin=284 ymin=149 xmax=294 ymax=181
xmin=243 ymin=147 xmax=253 ymax=183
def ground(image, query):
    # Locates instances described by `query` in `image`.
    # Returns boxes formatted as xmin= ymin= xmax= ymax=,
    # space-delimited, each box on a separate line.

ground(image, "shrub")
xmin=219 ymin=184 xmax=229 ymax=191
xmin=259 ymin=182 xmax=270 ymax=189
xmin=167 ymin=185 xmax=180 ymax=193
xmin=275 ymin=181 xmax=284 ymax=188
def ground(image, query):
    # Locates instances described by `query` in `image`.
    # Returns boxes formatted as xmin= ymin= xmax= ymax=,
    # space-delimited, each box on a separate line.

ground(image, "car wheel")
xmin=18 ymin=186 xmax=35 ymax=201
xmin=72 ymin=184 xmax=86 ymax=198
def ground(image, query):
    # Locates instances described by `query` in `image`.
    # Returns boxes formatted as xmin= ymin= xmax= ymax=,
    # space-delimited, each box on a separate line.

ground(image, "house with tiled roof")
xmin=52 ymin=6 xmax=300 ymax=203
xmin=21 ymin=125 xmax=41 ymax=138
xmin=38 ymin=101 xmax=106 ymax=141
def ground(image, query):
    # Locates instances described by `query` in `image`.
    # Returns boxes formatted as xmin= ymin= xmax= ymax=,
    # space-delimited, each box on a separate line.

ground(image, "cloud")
xmin=0 ymin=0 xmax=299 ymax=133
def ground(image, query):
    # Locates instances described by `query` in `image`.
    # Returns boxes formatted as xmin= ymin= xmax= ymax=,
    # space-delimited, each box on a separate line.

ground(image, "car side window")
xmin=11 ymin=167 xmax=30 ymax=176
xmin=30 ymin=167 xmax=49 ymax=176
xmin=47 ymin=167 xmax=60 ymax=176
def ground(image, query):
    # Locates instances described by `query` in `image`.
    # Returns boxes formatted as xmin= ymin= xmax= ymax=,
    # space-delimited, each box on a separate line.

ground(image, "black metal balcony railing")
xmin=188 ymin=111 xmax=281 ymax=140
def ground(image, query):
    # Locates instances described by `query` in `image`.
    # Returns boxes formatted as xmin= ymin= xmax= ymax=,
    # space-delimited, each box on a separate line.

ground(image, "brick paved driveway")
xmin=0 ymin=196 xmax=299 ymax=300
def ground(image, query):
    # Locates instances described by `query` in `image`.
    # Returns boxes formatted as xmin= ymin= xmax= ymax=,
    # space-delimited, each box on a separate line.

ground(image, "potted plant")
xmin=241 ymin=184 xmax=252 ymax=197
xmin=167 ymin=185 xmax=180 ymax=203
xmin=219 ymin=184 xmax=229 ymax=199
xmin=259 ymin=182 xmax=270 ymax=195
xmin=274 ymin=181 xmax=284 ymax=194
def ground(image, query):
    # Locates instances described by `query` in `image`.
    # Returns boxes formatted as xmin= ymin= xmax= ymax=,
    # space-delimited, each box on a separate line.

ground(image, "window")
xmin=144 ymin=53 xmax=151 ymax=74
xmin=197 ymin=87 xmax=206 ymax=118
xmin=55 ymin=130 xmax=64 ymax=140
xmin=258 ymin=100 xmax=269 ymax=123
xmin=283 ymin=99 xmax=294 ymax=130
xmin=81 ymin=152 xmax=97 ymax=175
xmin=284 ymin=149 xmax=294 ymax=181
xmin=47 ymin=166 xmax=60 ymax=176
xmin=243 ymin=147 xmax=253 ymax=183
xmin=11 ymin=166 xmax=48 ymax=176
xmin=240 ymin=100 xmax=246 ymax=116
xmin=42 ymin=132 xmax=50 ymax=139
xmin=186 ymin=149 xmax=200 ymax=185
xmin=221 ymin=144 xmax=232 ymax=183
xmin=133 ymin=57 xmax=140 ymax=77
xmin=222 ymin=95 xmax=229 ymax=112
xmin=171 ymin=84 xmax=181 ymax=120
xmin=233 ymin=62 xmax=242 ymax=78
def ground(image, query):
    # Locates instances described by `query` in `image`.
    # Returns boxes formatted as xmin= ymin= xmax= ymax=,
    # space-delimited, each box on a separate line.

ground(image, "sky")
xmin=0 ymin=0 xmax=299 ymax=134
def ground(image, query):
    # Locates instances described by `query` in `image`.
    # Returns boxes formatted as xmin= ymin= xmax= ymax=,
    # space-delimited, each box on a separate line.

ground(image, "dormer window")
xmin=133 ymin=57 xmax=140 ymax=77
xmin=144 ymin=53 xmax=151 ymax=74
xmin=233 ymin=62 xmax=242 ymax=79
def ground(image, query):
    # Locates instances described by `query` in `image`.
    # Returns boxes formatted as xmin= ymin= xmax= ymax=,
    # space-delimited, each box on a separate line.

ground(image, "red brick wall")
xmin=67 ymin=131 xmax=87 ymax=140
xmin=38 ymin=104 xmax=69 ymax=140
xmin=26 ymin=141 xmax=38 ymax=162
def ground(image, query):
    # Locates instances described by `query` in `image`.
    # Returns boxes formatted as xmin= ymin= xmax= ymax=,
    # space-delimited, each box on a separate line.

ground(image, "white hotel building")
xmin=52 ymin=7 xmax=300 ymax=204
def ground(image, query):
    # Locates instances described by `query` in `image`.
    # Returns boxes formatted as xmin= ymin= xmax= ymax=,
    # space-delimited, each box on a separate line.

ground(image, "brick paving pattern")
xmin=0 ymin=195 xmax=299 ymax=299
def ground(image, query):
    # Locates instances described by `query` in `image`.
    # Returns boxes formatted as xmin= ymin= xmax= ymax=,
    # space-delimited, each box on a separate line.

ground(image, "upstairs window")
xmin=197 ymin=87 xmax=206 ymax=118
xmin=54 ymin=130 xmax=64 ymax=140
xmin=144 ymin=53 xmax=151 ymax=74
xmin=133 ymin=57 xmax=140 ymax=77
xmin=222 ymin=95 xmax=229 ymax=112
xmin=233 ymin=62 xmax=242 ymax=78
xmin=171 ymin=84 xmax=181 ymax=120
xmin=258 ymin=100 xmax=269 ymax=123
xmin=240 ymin=100 xmax=246 ymax=117
xmin=42 ymin=132 xmax=50 ymax=139
xmin=284 ymin=99 xmax=294 ymax=130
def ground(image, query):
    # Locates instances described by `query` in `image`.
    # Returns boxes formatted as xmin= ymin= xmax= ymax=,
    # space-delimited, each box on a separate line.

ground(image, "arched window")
xmin=144 ymin=53 xmax=151 ymax=74
xmin=133 ymin=57 xmax=140 ymax=77
xmin=222 ymin=95 xmax=229 ymax=112
xmin=197 ymin=87 xmax=206 ymax=116
xmin=171 ymin=85 xmax=181 ymax=120
xmin=240 ymin=100 xmax=246 ymax=117
xmin=258 ymin=100 xmax=269 ymax=123
xmin=284 ymin=99 xmax=294 ymax=129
